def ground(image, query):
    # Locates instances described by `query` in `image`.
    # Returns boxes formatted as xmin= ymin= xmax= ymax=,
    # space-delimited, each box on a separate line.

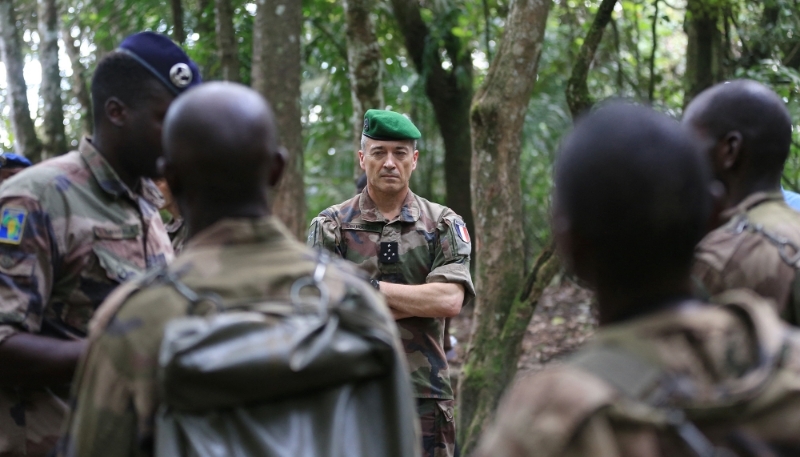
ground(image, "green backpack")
xmin=152 ymin=255 xmax=420 ymax=457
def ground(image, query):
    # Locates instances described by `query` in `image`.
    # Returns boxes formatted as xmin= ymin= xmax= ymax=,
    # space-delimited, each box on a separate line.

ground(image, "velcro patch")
xmin=0 ymin=208 xmax=27 ymax=245
xmin=455 ymin=220 xmax=470 ymax=243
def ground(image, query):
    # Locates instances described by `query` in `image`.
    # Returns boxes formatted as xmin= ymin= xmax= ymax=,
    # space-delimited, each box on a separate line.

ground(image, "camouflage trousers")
xmin=417 ymin=399 xmax=455 ymax=457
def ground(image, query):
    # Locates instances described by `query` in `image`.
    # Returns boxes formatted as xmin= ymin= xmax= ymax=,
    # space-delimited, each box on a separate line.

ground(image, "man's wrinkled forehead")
xmin=367 ymin=138 xmax=416 ymax=151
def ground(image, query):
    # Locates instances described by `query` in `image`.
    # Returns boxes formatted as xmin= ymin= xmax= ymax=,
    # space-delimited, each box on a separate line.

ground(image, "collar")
xmin=720 ymin=191 xmax=786 ymax=222
xmin=185 ymin=216 xmax=294 ymax=250
xmin=79 ymin=137 xmax=164 ymax=207
xmin=358 ymin=188 xmax=420 ymax=223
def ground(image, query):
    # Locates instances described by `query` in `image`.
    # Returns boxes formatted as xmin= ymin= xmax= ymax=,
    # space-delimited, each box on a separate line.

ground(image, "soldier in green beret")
xmin=309 ymin=109 xmax=475 ymax=457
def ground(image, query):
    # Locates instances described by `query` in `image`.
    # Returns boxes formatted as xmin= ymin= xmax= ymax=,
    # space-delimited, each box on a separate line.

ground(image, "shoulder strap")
xmin=570 ymin=346 xmax=733 ymax=457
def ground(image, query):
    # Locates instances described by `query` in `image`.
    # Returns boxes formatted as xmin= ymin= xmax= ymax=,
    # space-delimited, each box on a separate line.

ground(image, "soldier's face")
xmin=126 ymin=86 xmax=175 ymax=179
xmin=359 ymin=139 xmax=418 ymax=195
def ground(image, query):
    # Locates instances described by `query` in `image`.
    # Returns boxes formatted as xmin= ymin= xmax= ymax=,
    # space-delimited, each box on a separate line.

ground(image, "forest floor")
xmin=448 ymin=277 xmax=597 ymax=389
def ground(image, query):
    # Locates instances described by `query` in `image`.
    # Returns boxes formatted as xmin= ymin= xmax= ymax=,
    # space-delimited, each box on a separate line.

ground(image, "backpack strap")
xmin=569 ymin=346 xmax=734 ymax=457
xmin=729 ymin=215 xmax=800 ymax=325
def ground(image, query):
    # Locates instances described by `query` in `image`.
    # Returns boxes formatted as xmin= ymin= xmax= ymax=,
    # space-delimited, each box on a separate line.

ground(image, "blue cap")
xmin=117 ymin=32 xmax=201 ymax=95
xmin=1 ymin=153 xmax=32 ymax=168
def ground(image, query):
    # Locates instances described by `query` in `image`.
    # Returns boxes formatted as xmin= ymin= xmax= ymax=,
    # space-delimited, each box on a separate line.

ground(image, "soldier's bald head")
xmin=162 ymin=82 xmax=283 ymax=208
xmin=554 ymin=102 xmax=713 ymax=289
xmin=683 ymin=80 xmax=792 ymax=184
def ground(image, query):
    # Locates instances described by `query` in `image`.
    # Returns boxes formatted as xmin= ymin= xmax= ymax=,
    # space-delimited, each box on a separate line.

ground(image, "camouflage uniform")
xmin=693 ymin=191 xmax=800 ymax=323
xmin=0 ymin=138 xmax=173 ymax=457
xmin=308 ymin=189 xmax=475 ymax=457
xmin=475 ymin=289 xmax=800 ymax=457
xmin=160 ymin=210 xmax=188 ymax=255
xmin=59 ymin=216 xmax=408 ymax=457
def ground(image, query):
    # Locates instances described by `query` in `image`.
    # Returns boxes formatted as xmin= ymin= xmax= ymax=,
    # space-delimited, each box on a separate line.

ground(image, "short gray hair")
xmin=360 ymin=135 xmax=417 ymax=152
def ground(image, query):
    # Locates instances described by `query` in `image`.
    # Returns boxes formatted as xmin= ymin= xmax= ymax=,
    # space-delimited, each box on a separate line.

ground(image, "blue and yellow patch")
xmin=0 ymin=208 xmax=27 ymax=245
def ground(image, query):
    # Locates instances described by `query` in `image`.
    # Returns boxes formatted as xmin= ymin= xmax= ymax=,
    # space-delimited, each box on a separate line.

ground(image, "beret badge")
xmin=170 ymin=63 xmax=193 ymax=88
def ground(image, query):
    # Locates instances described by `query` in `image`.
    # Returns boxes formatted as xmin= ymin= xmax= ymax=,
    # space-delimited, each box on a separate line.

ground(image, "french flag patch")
xmin=455 ymin=220 xmax=470 ymax=243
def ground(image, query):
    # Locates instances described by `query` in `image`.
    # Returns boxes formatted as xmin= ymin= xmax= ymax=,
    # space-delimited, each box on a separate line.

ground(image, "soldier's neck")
xmin=723 ymin=175 xmax=781 ymax=211
xmin=367 ymin=186 xmax=408 ymax=221
xmin=596 ymin=278 xmax=696 ymax=326
xmin=185 ymin=200 xmax=270 ymax=239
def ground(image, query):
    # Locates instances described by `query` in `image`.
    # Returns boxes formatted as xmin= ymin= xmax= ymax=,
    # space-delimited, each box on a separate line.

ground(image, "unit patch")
xmin=0 ymin=208 xmax=27 ymax=245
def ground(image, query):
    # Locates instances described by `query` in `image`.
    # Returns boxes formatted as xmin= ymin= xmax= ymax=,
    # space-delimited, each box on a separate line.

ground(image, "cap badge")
xmin=169 ymin=63 xmax=192 ymax=88
xmin=363 ymin=118 xmax=369 ymax=131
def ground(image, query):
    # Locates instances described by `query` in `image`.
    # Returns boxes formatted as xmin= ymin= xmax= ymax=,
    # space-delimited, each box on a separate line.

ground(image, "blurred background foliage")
xmin=1 ymin=0 xmax=799 ymax=263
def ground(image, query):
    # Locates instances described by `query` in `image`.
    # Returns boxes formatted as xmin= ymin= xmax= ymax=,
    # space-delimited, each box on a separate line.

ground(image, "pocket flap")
xmin=0 ymin=253 xmax=35 ymax=277
xmin=92 ymin=245 xmax=143 ymax=282
xmin=94 ymin=225 xmax=140 ymax=240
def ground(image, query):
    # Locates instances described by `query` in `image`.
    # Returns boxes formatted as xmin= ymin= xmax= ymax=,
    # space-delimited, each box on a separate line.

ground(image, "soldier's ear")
xmin=268 ymin=147 xmax=287 ymax=187
xmin=104 ymin=97 xmax=127 ymax=128
xmin=718 ymin=131 xmax=743 ymax=171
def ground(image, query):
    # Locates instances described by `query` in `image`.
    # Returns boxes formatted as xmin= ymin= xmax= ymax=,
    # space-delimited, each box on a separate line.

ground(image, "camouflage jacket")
xmin=693 ymin=191 xmax=800 ymax=323
xmin=0 ymin=138 xmax=173 ymax=457
xmin=307 ymin=189 xmax=475 ymax=400
xmin=475 ymin=289 xmax=800 ymax=457
xmin=58 ymin=217 xmax=405 ymax=457
xmin=160 ymin=210 xmax=188 ymax=255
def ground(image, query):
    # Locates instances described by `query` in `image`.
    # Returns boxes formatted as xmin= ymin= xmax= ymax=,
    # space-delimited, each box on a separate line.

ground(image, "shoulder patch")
xmin=455 ymin=219 xmax=470 ymax=243
xmin=0 ymin=208 xmax=27 ymax=245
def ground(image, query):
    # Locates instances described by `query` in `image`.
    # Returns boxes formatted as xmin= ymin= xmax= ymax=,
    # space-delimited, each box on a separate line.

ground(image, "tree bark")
xmin=0 ymin=0 xmax=42 ymax=160
xmin=60 ymin=23 xmax=93 ymax=137
xmin=457 ymin=0 xmax=553 ymax=453
xmin=38 ymin=0 xmax=67 ymax=158
xmin=565 ymin=0 xmax=617 ymax=118
xmin=252 ymin=0 xmax=305 ymax=239
xmin=684 ymin=0 xmax=723 ymax=106
xmin=344 ymin=0 xmax=384 ymax=178
xmin=171 ymin=0 xmax=185 ymax=44
xmin=215 ymin=0 xmax=240 ymax=82
xmin=390 ymin=0 xmax=475 ymax=254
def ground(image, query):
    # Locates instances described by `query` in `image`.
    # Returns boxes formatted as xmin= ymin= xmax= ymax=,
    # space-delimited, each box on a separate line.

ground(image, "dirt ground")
xmin=448 ymin=277 xmax=597 ymax=386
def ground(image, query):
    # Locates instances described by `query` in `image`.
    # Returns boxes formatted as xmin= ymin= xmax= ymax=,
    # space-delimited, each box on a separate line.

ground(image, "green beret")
xmin=362 ymin=109 xmax=421 ymax=141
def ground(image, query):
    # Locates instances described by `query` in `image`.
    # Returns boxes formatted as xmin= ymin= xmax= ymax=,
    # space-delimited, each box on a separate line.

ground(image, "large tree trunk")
xmin=684 ymin=0 xmax=723 ymax=106
xmin=390 ymin=0 xmax=475 ymax=255
xmin=61 ymin=23 xmax=93 ymax=137
xmin=565 ymin=0 xmax=617 ymax=118
xmin=344 ymin=0 xmax=384 ymax=178
xmin=38 ymin=0 xmax=67 ymax=158
xmin=252 ymin=0 xmax=305 ymax=239
xmin=171 ymin=0 xmax=185 ymax=44
xmin=0 ymin=0 xmax=42 ymax=160
xmin=215 ymin=0 xmax=240 ymax=82
xmin=457 ymin=0 xmax=554 ymax=453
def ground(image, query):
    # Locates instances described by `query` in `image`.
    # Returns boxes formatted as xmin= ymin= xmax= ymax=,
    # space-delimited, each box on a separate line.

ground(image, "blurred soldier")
xmin=154 ymin=178 xmax=188 ymax=254
xmin=60 ymin=82 xmax=418 ymax=457
xmin=0 ymin=153 xmax=32 ymax=183
xmin=475 ymin=103 xmax=800 ymax=457
xmin=0 ymin=32 xmax=200 ymax=456
xmin=685 ymin=80 xmax=800 ymax=324
xmin=309 ymin=110 xmax=475 ymax=457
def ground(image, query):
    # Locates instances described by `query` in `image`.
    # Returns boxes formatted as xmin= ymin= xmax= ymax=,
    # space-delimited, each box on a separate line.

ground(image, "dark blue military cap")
xmin=117 ymin=32 xmax=201 ymax=95
xmin=0 ymin=153 xmax=32 ymax=168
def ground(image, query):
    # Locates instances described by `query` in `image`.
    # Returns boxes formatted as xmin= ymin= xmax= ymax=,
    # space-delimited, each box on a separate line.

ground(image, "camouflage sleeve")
xmin=307 ymin=213 xmax=343 ymax=257
xmin=0 ymin=196 xmax=56 ymax=344
xmin=427 ymin=210 xmax=475 ymax=298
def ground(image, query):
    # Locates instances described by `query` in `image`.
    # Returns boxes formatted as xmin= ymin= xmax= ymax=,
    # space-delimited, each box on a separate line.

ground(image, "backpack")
xmin=151 ymin=253 xmax=419 ymax=457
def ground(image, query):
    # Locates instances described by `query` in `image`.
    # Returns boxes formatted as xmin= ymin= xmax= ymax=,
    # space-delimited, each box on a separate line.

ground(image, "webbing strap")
xmin=570 ymin=346 xmax=734 ymax=457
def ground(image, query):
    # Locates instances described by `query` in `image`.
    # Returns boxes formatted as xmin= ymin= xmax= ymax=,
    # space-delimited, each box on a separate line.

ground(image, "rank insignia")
xmin=380 ymin=241 xmax=399 ymax=264
xmin=455 ymin=220 xmax=470 ymax=243
xmin=0 ymin=208 xmax=26 ymax=245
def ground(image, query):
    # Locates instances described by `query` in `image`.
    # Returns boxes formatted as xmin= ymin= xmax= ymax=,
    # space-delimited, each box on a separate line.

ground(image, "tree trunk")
xmin=565 ymin=0 xmax=617 ymax=118
xmin=457 ymin=0 xmax=553 ymax=453
xmin=61 ymin=23 xmax=93 ymax=137
xmin=171 ymin=0 xmax=185 ymax=44
xmin=38 ymin=0 xmax=67 ymax=158
xmin=684 ymin=0 xmax=723 ymax=106
xmin=390 ymin=0 xmax=475 ymax=256
xmin=252 ymin=0 xmax=306 ymax=239
xmin=215 ymin=0 xmax=240 ymax=82
xmin=0 ymin=0 xmax=42 ymax=160
xmin=344 ymin=0 xmax=384 ymax=178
